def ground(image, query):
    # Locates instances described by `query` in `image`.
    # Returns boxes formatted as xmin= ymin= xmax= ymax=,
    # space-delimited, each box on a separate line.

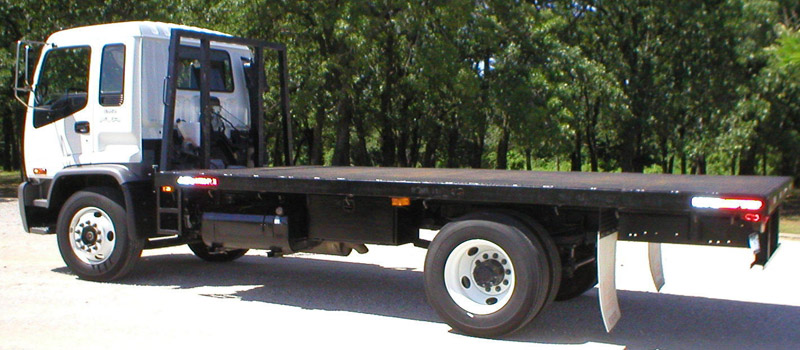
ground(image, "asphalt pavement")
xmin=1 ymin=197 xmax=798 ymax=350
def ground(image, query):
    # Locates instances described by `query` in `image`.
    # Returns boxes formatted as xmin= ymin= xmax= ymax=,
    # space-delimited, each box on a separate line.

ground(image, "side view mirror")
xmin=14 ymin=40 xmax=46 ymax=108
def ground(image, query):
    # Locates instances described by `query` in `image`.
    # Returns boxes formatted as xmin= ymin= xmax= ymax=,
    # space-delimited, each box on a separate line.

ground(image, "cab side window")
xmin=176 ymin=46 xmax=234 ymax=92
xmin=33 ymin=46 xmax=91 ymax=128
xmin=99 ymin=44 xmax=125 ymax=106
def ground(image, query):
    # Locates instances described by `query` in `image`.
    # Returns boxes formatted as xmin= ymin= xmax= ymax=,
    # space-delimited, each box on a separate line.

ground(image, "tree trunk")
xmin=446 ymin=122 xmax=459 ymax=168
xmin=408 ymin=124 xmax=420 ymax=167
xmin=396 ymin=130 xmax=409 ymax=167
xmin=571 ymin=129 xmax=582 ymax=171
xmin=12 ymin=108 xmax=21 ymax=170
xmin=471 ymin=55 xmax=490 ymax=170
xmin=379 ymin=28 xmax=397 ymax=166
xmin=619 ymin=134 xmax=636 ymax=172
xmin=739 ymin=146 xmax=757 ymax=175
xmin=584 ymin=97 xmax=600 ymax=172
xmin=352 ymin=114 xmax=371 ymax=166
xmin=272 ymin=129 xmax=282 ymax=167
xmin=331 ymin=99 xmax=352 ymax=166
xmin=469 ymin=133 xmax=485 ymax=169
xmin=301 ymin=127 xmax=314 ymax=164
xmin=495 ymin=116 xmax=509 ymax=169
xmin=694 ymin=154 xmax=707 ymax=175
xmin=779 ymin=150 xmax=796 ymax=177
xmin=422 ymin=123 xmax=441 ymax=167
xmin=667 ymin=155 xmax=674 ymax=174
xmin=525 ymin=148 xmax=532 ymax=171
xmin=633 ymin=131 xmax=645 ymax=172
xmin=587 ymin=139 xmax=598 ymax=172
xmin=310 ymin=107 xmax=325 ymax=165
xmin=1 ymin=114 xmax=12 ymax=170
xmin=659 ymin=139 xmax=669 ymax=174
xmin=680 ymin=153 xmax=687 ymax=174
xmin=379 ymin=125 xmax=395 ymax=166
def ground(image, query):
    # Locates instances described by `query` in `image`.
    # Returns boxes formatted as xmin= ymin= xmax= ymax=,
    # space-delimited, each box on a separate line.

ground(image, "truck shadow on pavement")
xmin=55 ymin=252 xmax=800 ymax=349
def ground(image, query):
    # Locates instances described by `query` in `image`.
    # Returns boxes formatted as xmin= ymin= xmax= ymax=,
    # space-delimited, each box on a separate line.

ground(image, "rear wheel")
xmin=56 ymin=188 xmax=143 ymax=281
xmin=424 ymin=214 xmax=553 ymax=337
xmin=188 ymin=243 xmax=248 ymax=262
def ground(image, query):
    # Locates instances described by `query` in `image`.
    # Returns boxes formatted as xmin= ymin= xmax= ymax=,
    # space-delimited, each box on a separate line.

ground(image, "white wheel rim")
xmin=69 ymin=207 xmax=117 ymax=265
xmin=444 ymin=239 xmax=516 ymax=315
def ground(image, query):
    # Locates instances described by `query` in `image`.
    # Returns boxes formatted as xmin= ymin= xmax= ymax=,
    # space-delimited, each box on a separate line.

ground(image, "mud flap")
xmin=648 ymin=243 xmax=665 ymax=292
xmin=597 ymin=231 xmax=620 ymax=332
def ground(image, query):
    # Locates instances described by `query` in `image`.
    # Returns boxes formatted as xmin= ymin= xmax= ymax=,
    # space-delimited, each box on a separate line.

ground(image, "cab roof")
xmin=47 ymin=21 xmax=232 ymax=43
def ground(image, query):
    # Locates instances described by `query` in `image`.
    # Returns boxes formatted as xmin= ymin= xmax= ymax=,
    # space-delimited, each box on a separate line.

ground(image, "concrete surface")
xmin=1 ymin=197 xmax=799 ymax=349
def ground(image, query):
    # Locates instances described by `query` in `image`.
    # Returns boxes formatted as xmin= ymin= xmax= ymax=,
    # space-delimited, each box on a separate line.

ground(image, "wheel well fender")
xmin=46 ymin=170 xmax=155 ymax=239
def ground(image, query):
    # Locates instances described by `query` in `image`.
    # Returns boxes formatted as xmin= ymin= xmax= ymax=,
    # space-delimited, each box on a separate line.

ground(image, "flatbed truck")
xmin=14 ymin=22 xmax=793 ymax=337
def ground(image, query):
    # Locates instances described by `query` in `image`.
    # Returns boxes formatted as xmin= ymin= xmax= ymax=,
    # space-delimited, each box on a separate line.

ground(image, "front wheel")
xmin=56 ymin=188 xmax=143 ymax=281
xmin=424 ymin=215 xmax=553 ymax=337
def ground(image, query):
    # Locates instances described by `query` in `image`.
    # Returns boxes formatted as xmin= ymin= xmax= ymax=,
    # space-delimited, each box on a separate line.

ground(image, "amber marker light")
xmin=33 ymin=168 xmax=47 ymax=175
xmin=392 ymin=197 xmax=411 ymax=207
xmin=161 ymin=186 xmax=174 ymax=193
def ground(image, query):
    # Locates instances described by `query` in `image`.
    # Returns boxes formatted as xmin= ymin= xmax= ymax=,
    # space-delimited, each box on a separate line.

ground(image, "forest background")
xmin=1 ymin=0 xmax=800 ymax=182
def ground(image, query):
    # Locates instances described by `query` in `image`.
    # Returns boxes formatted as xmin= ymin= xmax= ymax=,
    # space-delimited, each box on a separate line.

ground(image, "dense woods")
xmin=1 ymin=0 xmax=799 ymax=179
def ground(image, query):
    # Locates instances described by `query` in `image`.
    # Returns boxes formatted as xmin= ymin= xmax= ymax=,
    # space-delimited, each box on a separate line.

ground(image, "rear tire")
xmin=463 ymin=211 xmax=562 ymax=306
xmin=56 ymin=187 xmax=143 ymax=281
xmin=188 ymin=243 xmax=248 ymax=262
xmin=424 ymin=214 xmax=552 ymax=337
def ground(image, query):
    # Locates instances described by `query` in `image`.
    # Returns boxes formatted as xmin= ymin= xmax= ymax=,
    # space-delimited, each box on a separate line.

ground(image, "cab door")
xmin=30 ymin=45 xmax=93 ymax=167
xmin=92 ymin=43 xmax=140 ymax=164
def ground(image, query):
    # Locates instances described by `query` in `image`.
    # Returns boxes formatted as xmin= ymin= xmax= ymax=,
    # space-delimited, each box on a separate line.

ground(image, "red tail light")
xmin=691 ymin=197 xmax=764 ymax=211
xmin=176 ymin=175 xmax=218 ymax=187
xmin=743 ymin=213 xmax=762 ymax=222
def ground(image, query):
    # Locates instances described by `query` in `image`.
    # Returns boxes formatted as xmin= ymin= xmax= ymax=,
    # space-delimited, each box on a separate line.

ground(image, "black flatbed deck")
xmin=158 ymin=166 xmax=793 ymax=214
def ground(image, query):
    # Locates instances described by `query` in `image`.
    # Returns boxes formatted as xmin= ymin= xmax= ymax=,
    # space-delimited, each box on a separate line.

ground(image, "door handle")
xmin=74 ymin=121 xmax=90 ymax=134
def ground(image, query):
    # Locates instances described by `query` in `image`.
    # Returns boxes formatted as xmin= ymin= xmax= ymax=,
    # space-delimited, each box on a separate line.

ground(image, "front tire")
xmin=56 ymin=188 xmax=143 ymax=281
xmin=424 ymin=215 xmax=552 ymax=337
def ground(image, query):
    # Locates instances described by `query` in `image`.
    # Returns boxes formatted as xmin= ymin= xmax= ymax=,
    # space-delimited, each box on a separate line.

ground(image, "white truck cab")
xmin=20 ymin=21 xmax=252 ymax=179
xmin=15 ymin=21 xmax=287 ymax=282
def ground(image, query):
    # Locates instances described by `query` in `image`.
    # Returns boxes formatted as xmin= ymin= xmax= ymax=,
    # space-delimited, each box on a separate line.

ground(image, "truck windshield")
xmin=33 ymin=46 xmax=91 ymax=128
xmin=176 ymin=46 xmax=233 ymax=92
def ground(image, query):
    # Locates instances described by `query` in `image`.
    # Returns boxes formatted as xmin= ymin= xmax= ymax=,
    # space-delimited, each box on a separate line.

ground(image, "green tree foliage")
xmin=0 ymin=0 xmax=797 ymax=181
